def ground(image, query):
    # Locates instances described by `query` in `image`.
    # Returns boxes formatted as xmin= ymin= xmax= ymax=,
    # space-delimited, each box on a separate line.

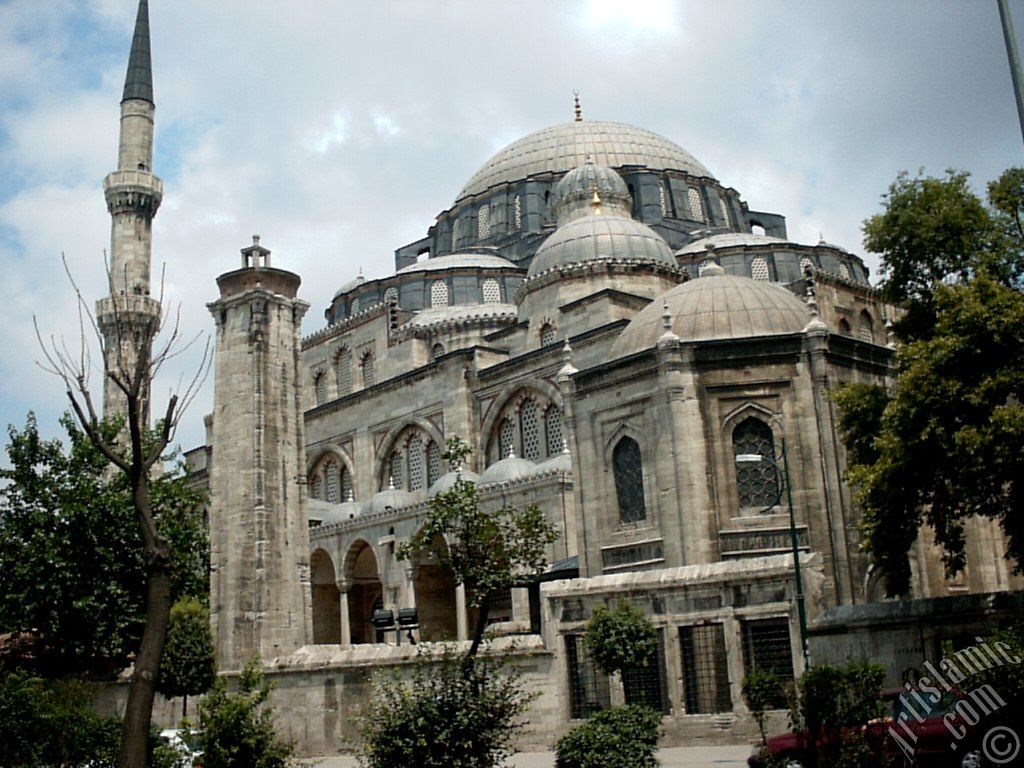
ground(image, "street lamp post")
xmin=735 ymin=437 xmax=810 ymax=669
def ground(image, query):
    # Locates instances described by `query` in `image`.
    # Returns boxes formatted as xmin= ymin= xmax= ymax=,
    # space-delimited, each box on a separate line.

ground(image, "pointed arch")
xmin=310 ymin=548 xmax=341 ymax=644
xmin=376 ymin=417 xmax=446 ymax=491
xmin=612 ymin=436 xmax=647 ymax=524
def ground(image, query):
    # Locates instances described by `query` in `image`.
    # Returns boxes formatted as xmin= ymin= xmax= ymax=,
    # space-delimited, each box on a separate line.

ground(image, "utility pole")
xmin=999 ymin=0 xmax=1024 ymax=147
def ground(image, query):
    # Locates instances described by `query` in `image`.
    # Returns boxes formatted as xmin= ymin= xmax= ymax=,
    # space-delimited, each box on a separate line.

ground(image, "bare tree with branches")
xmin=36 ymin=255 xmax=209 ymax=768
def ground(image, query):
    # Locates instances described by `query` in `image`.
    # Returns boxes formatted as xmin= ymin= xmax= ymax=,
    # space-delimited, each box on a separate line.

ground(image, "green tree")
xmin=741 ymin=669 xmax=784 ymax=746
xmin=0 ymin=414 xmax=208 ymax=676
xmin=583 ymin=599 xmax=657 ymax=678
xmin=554 ymin=705 xmax=660 ymax=768
xmin=158 ymin=598 xmax=216 ymax=719
xmin=198 ymin=659 xmax=293 ymax=768
xmin=397 ymin=437 xmax=558 ymax=659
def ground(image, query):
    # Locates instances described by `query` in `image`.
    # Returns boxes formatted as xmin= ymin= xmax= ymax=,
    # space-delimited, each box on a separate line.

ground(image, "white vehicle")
xmin=158 ymin=728 xmax=203 ymax=768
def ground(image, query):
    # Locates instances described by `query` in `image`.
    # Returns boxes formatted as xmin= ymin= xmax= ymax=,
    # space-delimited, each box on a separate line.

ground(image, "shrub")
xmin=741 ymin=669 xmax=784 ymax=745
xmin=357 ymin=651 xmax=531 ymax=768
xmin=583 ymin=600 xmax=657 ymax=677
xmin=198 ymin=659 xmax=293 ymax=768
xmin=554 ymin=704 xmax=660 ymax=768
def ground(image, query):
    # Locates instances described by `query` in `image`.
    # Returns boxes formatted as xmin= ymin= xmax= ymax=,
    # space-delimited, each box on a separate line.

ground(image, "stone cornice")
xmin=391 ymin=307 xmax=519 ymax=342
xmin=302 ymin=301 xmax=389 ymax=349
xmin=514 ymin=258 xmax=684 ymax=304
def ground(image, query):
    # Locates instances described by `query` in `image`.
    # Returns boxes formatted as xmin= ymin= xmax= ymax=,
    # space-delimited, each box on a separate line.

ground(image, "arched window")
xmin=718 ymin=195 xmax=730 ymax=225
xmin=732 ymin=418 xmax=779 ymax=510
xmin=612 ymin=437 xmax=646 ymax=524
xmin=350 ymin=297 xmax=360 ymax=314
xmin=687 ymin=188 xmax=704 ymax=222
xmin=499 ymin=418 xmax=514 ymax=459
xmin=407 ymin=436 xmax=425 ymax=491
xmin=477 ymin=204 xmax=491 ymax=239
xmin=544 ymin=406 xmax=564 ymax=458
xmin=314 ymin=371 xmax=328 ymax=406
xmin=520 ymin=399 xmax=541 ymax=461
xmin=325 ymin=461 xmax=339 ymax=503
xmin=431 ymin=343 xmax=445 ymax=361
xmin=384 ymin=286 xmax=398 ymax=304
xmin=514 ymin=195 xmax=522 ymax=229
xmin=750 ymin=257 xmax=770 ymax=282
xmin=311 ymin=473 xmax=324 ymax=501
xmin=838 ymin=262 xmax=852 ymax=281
xmin=838 ymin=318 xmax=852 ymax=336
xmin=361 ymin=351 xmax=376 ymax=388
xmin=430 ymin=280 xmax=449 ymax=308
xmin=482 ymin=278 xmax=501 ymax=304
xmin=427 ymin=441 xmax=442 ymax=487
xmin=540 ymin=323 xmax=556 ymax=346
xmin=336 ymin=349 xmax=352 ymax=396
xmin=659 ymin=184 xmax=669 ymax=218
xmin=452 ymin=218 xmax=462 ymax=249
xmin=800 ymin=256 xmax=814 ymax=276
xmin=340 ymin=465 xmax=353 ymax=501
xmin=389 ymin=450 xmax=404 ymax=490
xmin=858 ymin=310 xmax=874 ymax=343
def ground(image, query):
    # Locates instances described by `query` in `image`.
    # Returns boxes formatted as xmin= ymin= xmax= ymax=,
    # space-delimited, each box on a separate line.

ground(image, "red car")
xmin=748 ymin=688 xmax=993 ymax=767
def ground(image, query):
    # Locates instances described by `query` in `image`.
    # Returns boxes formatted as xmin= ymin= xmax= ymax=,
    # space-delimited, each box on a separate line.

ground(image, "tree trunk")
xmin=182 ymin=693 xmax=187 ymax=721
xmin=466 ymin=593 xmax=491 ymax=661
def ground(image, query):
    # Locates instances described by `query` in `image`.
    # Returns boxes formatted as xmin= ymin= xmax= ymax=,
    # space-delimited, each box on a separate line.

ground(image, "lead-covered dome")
xmin=552 ymin=157 xmax=632 ymax=223
xmin=527 ymin=213 xmax=676 ymax=278
xmin=457 ymin=121 xmax=714 ymax=202
xmin=611 ymin=269 xmax=811 ymax=357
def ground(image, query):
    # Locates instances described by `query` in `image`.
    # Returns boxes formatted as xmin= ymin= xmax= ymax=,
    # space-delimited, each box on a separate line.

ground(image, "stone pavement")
xmin=310 ymin=744 xmax=754 ymax=767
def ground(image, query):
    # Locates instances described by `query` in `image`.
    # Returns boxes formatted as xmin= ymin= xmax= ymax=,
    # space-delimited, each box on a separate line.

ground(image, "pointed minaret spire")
xmin=122 ymin=0 xmax=154 ymax=104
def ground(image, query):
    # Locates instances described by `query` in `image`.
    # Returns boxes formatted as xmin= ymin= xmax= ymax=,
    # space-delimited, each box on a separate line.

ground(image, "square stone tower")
xmin=207 ymin=237 xmax=312 ymax=670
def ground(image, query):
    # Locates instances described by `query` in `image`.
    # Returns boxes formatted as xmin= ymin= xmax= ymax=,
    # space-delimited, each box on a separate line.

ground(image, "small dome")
xmin=397 ymin=252 xmax=519 ymax=274
xmin=368 ymin=484 xmax=421 ymax=514
xmin=406 ymin=303 xmax=518 ymax=329
xmin=551 ymin=158 xmax=632 ymax=224
xmin=479 ymin=453 xmax=537 ymax=485
xmin=333 ymin=274 xmax=365 ymax=299
xmin=535 ymin=445 xmax=572 ymax=475
xmin=308 ymin=497 xmax=366 ymax=525
xmin=527 ymin=213 xmax=676 ymax=278
xmin=428 ymin=467 xmax=481 ymax=497
xmin=611 ymin=272 xmax=811 ymax=357
xmin=675 ymin=232 xmax=789 ymax=256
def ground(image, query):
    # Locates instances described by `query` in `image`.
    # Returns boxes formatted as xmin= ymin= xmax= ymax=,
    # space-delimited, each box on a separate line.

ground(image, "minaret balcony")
xmin=104 ymin=169 xmax=164 ymax=215
xmin=96 ymin=294 xmax=162 ymax=321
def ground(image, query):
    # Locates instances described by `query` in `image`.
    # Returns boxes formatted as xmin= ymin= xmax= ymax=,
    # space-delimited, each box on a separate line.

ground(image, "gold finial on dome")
xmin=591 ymin=185 xmax=602 ymax=215
xmin=573 ymin=90 xmax=582 ymax=122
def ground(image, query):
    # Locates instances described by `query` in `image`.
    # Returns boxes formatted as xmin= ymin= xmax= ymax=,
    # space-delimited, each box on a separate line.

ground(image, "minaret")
xmin=207 ymin=237 xmax=313 ymax=669
xmin=97 ymin=0 xmax=163 ymax=419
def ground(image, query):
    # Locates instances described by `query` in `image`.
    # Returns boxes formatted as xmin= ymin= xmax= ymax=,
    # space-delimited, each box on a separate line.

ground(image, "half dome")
xmin=457 ymin=121 xmax=714 ymax=202
xmin=611 ymin=271 xmax=812 ymax=357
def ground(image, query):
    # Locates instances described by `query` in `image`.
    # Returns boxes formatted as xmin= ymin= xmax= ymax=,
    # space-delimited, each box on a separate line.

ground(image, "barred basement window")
xmin=477 ymin=204 xmax=491 ymax=239
xmin=499 ymin=418 xmax=514 ymax=459
xmin=540 ymin=323 xmax=556 ymax=346
xmin=427 ymin=441 xmax=442 ymax=487
xmin=384 ymin=286 xmax=398 ymax=304
xmin=514 ymin=195 xmax=522 ymax=229
xmin=361 ymin=352 xmax=376 ymax=387
xmin=623 ymin=628 xmax=670 ymax=714
xmin=680 ymin=623 xmax=732 ymax=714
xmin=742 ymin=617 xmax=795 ymax=708
xmin=325 ymin=461 xmax=339 ymax=503
xmin=858 ymin=310 xmax=874 ymax=343
xmin=340 ymin=466 xmax=353 ymax=501
xmin=336 ymin=350 xmax=352 ymax=396
xmin=389 ymin=450 xmax=404 ymax=491
xmin=800 ymin=256 xmax=814 ymax=276
xmin=311 ymin=474 xmax=324 ymax=501
xmin=407 ymin=436 xmax=425 ymax=491
xmin=482 ymin=278 xmax=501 ymax=304
xmin=544 ymin=406 xmax=563 ymax=459
xmin=732 ymin=417 xmax=778 ymax=510
xmin=565 ymin=634 xmax=611 ymax=719
xmin=430 ymin=280 xmax=449 ymax=308
xmin=521 ymin=400 xmax=541 ymax=461
xmin=613 ymin=437 xmax=646 ymax=524
xmin=698 ymin=259 xmax=715 ymax=277
xmin=687 ymin=187 xmax=705 ymax=222
xmin=838 ymin=262 xmax=852 ymax=281
xmin=751 ymin=256 xmax=770 ymax=282
xmin=314 ymin=372 xmax=328 ymax=406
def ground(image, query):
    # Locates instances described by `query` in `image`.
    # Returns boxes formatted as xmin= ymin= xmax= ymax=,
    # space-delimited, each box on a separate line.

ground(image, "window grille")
xmin=452 ymin=218 xmax=461 ymax=248
xmin=613 ymin=437 xmax=646 ymax=523
xmin=311 ymin=474 xmax=323 ymax=500
xmin=314 ymin=372 xmax=327 ymax=406
xmin=521 ymin=400 xmax=541 ymax=461
xmin=499 ymin=418 xmax=514 ymax=459
xmin=623 ymin=628 xmax=670 ymax=714
xmin=427 ymin=441 xmax=442 ymax=487
xmin=325 ymin=461 xmax=339 ymax=503
xmin=565 ymin=635 xmax=610 ymax=719
xmin=838 ymin=262 xmax=851 ymax=281
xmin=732 ymin=418 xmax=778 ymax=510
xmin=718 ymin=195 xmax=730 ymax=224
xmin=477 ymin=204 xmax=491 ymax=239
xmin=340 ymin=466 xmax=353 ymax=501
xmin=687 ymin=187 xmax=705 ymax=222
xmin=361 ymin=352 xmax=375 ymax=387
xmin=659 ymin=185 xmax=669 ymax=217
xmin=430 ymin=280 xmax=449 ymax=308
xmin=545 ymin=407 xmax=564 ymax=459
xmin=482 ymin=278 xmax=501 ymax=304
xmin=742 ymin=617 xmax=795 ymax=708
xmin=350 ymin=297 xmax=360 ymax=314
xmin=389 ymin=450 xmax=404 ymax=491
xmin=540 ymin=323 xmax=556 ymax=346
xmin=680 ymin=624 xmax=732 ymax=714
xmin=698 ymin=259 xmax=715 ymax=277
xmin=514 ymin=195 xmax=522 ymax=229
xmin=857 ymin=312 xmax=873 ymax=343
xmin=384 ymin=286 xmax=398 ymax=304
xmin=336 ymin=350 xmax=352 ymax=396
xmin=800 ymin=256 xmax=814 ymax=276
xmin=751 ymin=257 xmax=770 ymax=282
xmin=407 ymin=437 xmax=425 ymax=491
xmin=431 ymin=343 xmax=445 ymax=361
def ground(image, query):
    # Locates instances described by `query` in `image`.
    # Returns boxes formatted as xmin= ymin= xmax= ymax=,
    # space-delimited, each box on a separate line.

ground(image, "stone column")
xmin=456 ymin=583 xmax=469 ymax=641
xmin=339 ymin=589 xmax=352 ymax=648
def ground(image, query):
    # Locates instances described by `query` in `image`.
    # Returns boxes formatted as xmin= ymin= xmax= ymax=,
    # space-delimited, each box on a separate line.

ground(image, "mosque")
xmin=98 ymin=1 xmax=1022 ymax=751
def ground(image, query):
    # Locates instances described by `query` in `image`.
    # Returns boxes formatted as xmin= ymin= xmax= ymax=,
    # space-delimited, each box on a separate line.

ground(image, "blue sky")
xmin=1 ymin=0 xmax=1021 ymax=455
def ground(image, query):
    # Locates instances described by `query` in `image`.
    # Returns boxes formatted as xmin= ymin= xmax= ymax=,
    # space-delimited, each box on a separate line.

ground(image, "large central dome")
xmin=456 ymin=121 xmax=714 ymax=203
